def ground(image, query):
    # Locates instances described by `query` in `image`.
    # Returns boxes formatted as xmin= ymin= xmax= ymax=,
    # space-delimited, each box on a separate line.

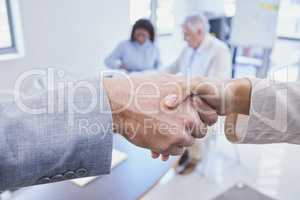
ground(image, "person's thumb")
xmin=164 ymin=94 xmax=185 ymax=108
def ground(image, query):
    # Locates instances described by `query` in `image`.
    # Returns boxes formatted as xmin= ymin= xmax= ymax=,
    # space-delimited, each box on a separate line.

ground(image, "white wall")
xmin=192 ymin=0 xmax=226 ymax=15
xmin=0 ymin=0 xmax=130 ymax=90
xmin=158 ymin=0 xmax=211 ymax=66
xmin=157 ymin=0 xmax=189 ymax=66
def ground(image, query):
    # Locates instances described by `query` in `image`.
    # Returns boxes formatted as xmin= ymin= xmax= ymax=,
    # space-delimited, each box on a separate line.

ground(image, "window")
xmin=224 ymin=0 xmax=237 ymax=17
xmin=130 ymin=0 xmax=152 ymax=25
xmin=277 ymin=0 xmax=300 ymax=39
xmin=156 ymin=0 xmax=175 ymax=35
xmin=130 ymin=0 xmax=175 ymax=35
xmin=0 ymin=0 xmax=15 ymax=53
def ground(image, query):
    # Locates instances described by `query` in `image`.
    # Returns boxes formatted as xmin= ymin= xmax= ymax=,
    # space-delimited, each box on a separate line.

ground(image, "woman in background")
xmin=105 ymin=19 xmax=161 ymax=72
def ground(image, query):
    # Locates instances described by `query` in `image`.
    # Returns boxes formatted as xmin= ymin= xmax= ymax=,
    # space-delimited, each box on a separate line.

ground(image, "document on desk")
xmin=70 ymin=149 xmax=128 ymax=187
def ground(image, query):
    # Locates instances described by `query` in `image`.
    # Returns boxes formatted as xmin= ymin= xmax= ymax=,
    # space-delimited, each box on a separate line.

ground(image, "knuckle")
xmin=200 ymin=128 xmax=208 ymax=138
xmin=207 ymin=114 xmax=218 ymax=125
xmin=169 ymin=132 xmax=183 ymax=143
xmin=161 ymin=142 xmax=172 ymax=152
xmin=183 ymin=117 xmax=195 ymax=129
xmin=187 ymin=137 xmax=195 ymax=146
xmin=170 ymin=148 xmax=184 ymax=156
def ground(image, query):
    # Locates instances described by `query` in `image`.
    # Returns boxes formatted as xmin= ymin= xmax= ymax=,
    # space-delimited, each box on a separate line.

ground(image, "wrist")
xmin=226 ymin=78 xmax=251 ymax=115
xmin=103 ymin=78 xmax=124 ymax=134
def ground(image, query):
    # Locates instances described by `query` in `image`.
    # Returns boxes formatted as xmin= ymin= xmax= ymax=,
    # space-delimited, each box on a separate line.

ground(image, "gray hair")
xmin=182 ymin=14 xmax=210 ymax=35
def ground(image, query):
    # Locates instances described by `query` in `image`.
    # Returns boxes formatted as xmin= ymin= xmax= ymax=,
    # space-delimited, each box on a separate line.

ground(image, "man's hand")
xmin=103 ymin=73 xmax=208 ymax=156
xmin=164 ymin=77 xmax=252 ymax=122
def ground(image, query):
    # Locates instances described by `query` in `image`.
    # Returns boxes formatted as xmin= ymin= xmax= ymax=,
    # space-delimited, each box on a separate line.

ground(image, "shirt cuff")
xmin=224 ymin=78 xmax=271 ymax=143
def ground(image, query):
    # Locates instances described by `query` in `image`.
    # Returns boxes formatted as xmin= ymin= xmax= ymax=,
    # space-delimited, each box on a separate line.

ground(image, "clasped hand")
xmin=104 ymin=74 xmax=240 ymax=161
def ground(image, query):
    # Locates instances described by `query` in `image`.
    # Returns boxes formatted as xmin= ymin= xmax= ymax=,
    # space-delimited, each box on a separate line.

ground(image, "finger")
xmin=164 ymin=94 xmax=180 ymax=108
xmin=161 ymin=155 xmax=170 ymax=161
xmin=169 ymin=146 xmax=185 ymax=156
xmin=184 ymin=116 xmax=207 ymax=139
xmin=178 ymin=130 xmax=195 ymax=147
xmin=191 ymin=81 xmax=224 ymax=114
xmin=160 ymin=143 xmax=185 ymax=156
xmin=164 ymin=93 xmax=190 ymax=109
xmin=187 ymin=122 xmax=207 ymax=139
xmin=191 ymin=79 xmax=216 ymax=96
xmin=151 ymin=151 xmax=160 ymax=159
xmin=192 ymin=97 xmax=218 ymax=126
xmin=197 ymin=123 xmax=208 ymax=139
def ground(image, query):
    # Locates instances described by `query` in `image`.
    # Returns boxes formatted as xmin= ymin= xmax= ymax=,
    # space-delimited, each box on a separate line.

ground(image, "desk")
xmin=12 ymin=135 xmax=176 ymax=200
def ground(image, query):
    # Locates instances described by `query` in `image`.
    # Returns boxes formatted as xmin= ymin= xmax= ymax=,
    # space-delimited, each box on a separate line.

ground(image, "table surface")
xmin=13 ymin=135 xmax=175 ymax=200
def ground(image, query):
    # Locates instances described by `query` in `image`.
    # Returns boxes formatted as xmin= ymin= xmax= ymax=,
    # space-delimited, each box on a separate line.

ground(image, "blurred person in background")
xmin=105 ymin=19 xmax=161 ymax=73
xmin=164 ymin=14 xmax=232 ymax=175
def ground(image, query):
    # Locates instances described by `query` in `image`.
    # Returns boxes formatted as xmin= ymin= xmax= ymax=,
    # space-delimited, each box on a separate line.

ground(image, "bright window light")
xmin=129 ymin=0 xmax=151 ymax=25
xmin=224 ymin=0 xmax=237 ymax=17
xmin=277 ymin=0 xmax=300 ymax=39
xmin=0 ymin=0 xmax=14 ymax=49
xmin=130 ymin=0 xmax=176 ymax=35
xmin=156 ymin=0 xmax=175 ymax=35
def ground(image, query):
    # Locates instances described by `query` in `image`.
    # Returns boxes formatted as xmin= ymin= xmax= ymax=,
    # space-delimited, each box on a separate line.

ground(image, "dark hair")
xmin=130 ymin=19 xmax=155 ymax=43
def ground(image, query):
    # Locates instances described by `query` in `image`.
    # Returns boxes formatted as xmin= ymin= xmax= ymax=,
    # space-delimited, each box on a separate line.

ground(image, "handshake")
xmin=103 ymin=74 xmax=251 ymax=160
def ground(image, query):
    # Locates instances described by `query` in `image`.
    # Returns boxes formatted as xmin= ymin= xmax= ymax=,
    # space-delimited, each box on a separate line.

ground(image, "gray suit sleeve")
xmin=0 ymin=78 xmax=113 ymax=191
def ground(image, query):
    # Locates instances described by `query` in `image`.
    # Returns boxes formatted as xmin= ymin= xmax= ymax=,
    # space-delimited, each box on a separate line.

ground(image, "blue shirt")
xmin=105 ymin=40 xmax=161 ymax=72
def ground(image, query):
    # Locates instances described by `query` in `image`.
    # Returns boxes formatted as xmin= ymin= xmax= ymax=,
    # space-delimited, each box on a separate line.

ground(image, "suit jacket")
xmin=163 ymin=34 xmax=232 ymax=80
xmin=226 ymin=79 xmax=300 ymax=144
xmin=0 ymin=78 xmax=113 ymax=191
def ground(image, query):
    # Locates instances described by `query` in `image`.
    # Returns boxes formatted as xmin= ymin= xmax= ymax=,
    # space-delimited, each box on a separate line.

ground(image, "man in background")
xmin=164 ymin=14 xmax=232 ymax=174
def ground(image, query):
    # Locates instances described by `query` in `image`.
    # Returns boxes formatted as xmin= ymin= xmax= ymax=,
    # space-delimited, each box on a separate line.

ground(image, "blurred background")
xmin=1 ymin=0 xmax=300 ymax=199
